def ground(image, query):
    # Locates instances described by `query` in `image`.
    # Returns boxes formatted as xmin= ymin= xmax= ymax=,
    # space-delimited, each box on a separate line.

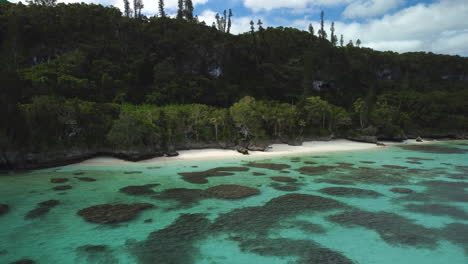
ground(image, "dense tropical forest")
xmin=1 ymin=1 xmax=468 ymax=169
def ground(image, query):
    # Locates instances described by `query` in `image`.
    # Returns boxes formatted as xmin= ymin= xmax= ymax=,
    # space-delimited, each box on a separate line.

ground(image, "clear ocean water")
xmin=1 ymin=141 xmax=468 ymax=264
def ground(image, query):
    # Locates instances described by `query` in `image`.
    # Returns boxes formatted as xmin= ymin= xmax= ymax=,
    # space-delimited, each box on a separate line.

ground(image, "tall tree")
xmin=27 ymin=0 xmax=57 ymax=6
xmin=340 ymin=34 xmax=344 ymax=47
xmin=250 ymin=20 xmax=255 ymax=34
xmin=356 ymin=39 xmax=362 ymax=47
xmin=133 ymin=0 xmax=144 ymax=18
xmin=308 ymin=23 xmax=314 ymax=37
xmin=123 ymin=0 xmax=132 ymax=17
xmin=158 ymin=0 xmax=166 ymax=18
xmin=330 ymin=22 xmax=337 ymax=46
xmin=227 ymin=9 xmax=233 ymax=34
xmin=318 ymin=11 xmax=327 ymax=40
xmin=347 ymin=40 xmax=354 ymax=47
xmin=185 ymin=0 xmax=194 ymax=21
xmin=177 ymin=0 xmax=184 ymax=20
xmin=257 ymin=19 xmax=264 ymax=32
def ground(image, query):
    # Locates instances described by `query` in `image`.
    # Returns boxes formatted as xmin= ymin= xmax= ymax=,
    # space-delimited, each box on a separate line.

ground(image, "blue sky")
xmin=10 ymin=0 xmax=468 ymax=56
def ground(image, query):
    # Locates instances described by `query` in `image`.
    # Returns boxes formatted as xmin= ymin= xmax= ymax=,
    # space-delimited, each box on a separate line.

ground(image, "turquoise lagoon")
xmin=1 ymin=141 xmax=468 ymax=264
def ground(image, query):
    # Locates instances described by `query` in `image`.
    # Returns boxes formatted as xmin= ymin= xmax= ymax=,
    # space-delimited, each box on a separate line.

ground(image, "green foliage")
xmin=1 ymin=2 xmax=467 ymax=154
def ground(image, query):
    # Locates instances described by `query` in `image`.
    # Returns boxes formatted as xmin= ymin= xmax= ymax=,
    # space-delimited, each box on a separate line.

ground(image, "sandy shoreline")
xmin=68 ymin=139 xmax=428 ymax=167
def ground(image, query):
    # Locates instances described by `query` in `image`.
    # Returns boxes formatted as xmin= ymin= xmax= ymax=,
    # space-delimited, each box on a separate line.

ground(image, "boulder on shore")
xmin=347 ymin=136 xmax=378 ymax=144
xmin=236 ymin=146 xmax=249 ymax=155
xmin=416 ymin=137 xmax=423 ymax=142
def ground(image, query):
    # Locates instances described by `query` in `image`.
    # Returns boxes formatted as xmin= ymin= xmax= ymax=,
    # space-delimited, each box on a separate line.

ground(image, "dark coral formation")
xmin=297 ymin=165 xmax=337 ymax=176
xmin=400 ymin=145 xmax=468 ymax=154
xmin=271 ymin=176 xmax=297 ymax=183
xmin=406 ymin=161 xmax=423 ymax=164
xmin=290 ymin=157 xmax=301 ymax=163
xmin=178 ymin=167 xmax=249 ymax=184
xmin=245 ymin=162 xmax=290 ymax=171
xmin=440 ymin=223 xmax=468 ymax=255
xmin=119 ymin=184 xmax=159 ymax=195
xmin=124 ymin=171 xmax=142 ymax=174
xmin=25 ymin=200 xmax=60 ymax=219
xmin=130 ymin=214 xmax=211 ymax=264
xmin=269 ymin=183 xmax=301 ymax=192
xmin=382 ymin=165 xmax=408 ymax=169
xmin=152 ymin=188 xmax=208 ymax=208
xmin=314 ymin=179 xmax=355 ymax=185
xmin=205 ymin=185 xmax=260 ymax=199
xmin=73 ymin=172 xmax=85 ymax=175
xmin=397 ymin=180 xmax=468 ymax=203
xmin=390 ymin=188 xmax=414 ymax=194
xmin=327 ymin=210 xmax=438 ymax=248
xmin=319 ymin=187 xmax=383 ymax=198
xmin=10 ymin=259 xmax=36 ymax=264
xmin=281 ymin=220 xmax=326 ymax=234
xmin=303 ymin=161 xmax=317 ymax=165
xmin=50 ymin=178 xmax=69 ymax=183
xmin=0 ymin=204 xmax=9 ymax=216
xmin=360 ymin=161 xmax=376 ymax=164
xmin=53 ymin=185 xmax=72 ymax=191
xmin=405 ymin=203 xmax=468 ymax=220
xmin=77 ymin=244 xmax=118 ymax=264
xmin=76 ymin=177 xmax=97 ymax=182
xmin=77 ymin=203 xmax=154 ymax=224
xmin=237 ymin=238 xmax=355 ymax=264
xmin=252 ymin=172 xmax=266 ymax=176
xmin=336 ymin=162 xmax=354 ymax=167
xmin=407 ymin=157 xmax=434 ymax=161
xmin=212 ymin=194 xmax=349 ymax=235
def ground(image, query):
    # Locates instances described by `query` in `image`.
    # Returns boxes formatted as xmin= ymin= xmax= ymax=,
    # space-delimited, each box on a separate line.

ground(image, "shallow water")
xmin=1 ymin=141 xmax=468 ymax=264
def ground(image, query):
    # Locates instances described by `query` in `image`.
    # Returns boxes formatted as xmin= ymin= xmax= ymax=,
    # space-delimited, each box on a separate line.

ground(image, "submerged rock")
xmin=390 ymin=188 xmax=414 ymax=194
xmin=10 ymin=259 xmax=36 ymax=264
xmin=53 ymin=185 xmax=72 ymax=191
xmin=50 ymin=178 xmax=69 ymax=184
xmin=319 ymin=187 xmax=383 ymax=198
xmin=25 ymin=200 xmax=60 ymax=219
xmin=120 ymin=184 xmax=159 ymax=195
xmin=130 ymin=214 xmax=210 ymax=264
xmin=328 ymin=210 xmax=438 ymax=248
xmin=205 ymin=185 xmax=260 ymax=199
xmin=0 ymin=204 xmax=9 ymax=216
xmin=382 ymin=165 xmax=408 ymax=169
xmin=245 ymin=162 xmax=290 ymax=171
xmin=124 ymin=171 xmax=142 ymax=174
xmin=76 ymin=177 xmax=97 ymax=182
xmin=270 ymin=176 xmax=297 ymax=183
xmin=153 ymin=188 xmax=208 ymax=208
xmin=178 ymin=167 xmax=249 ymax=184
xmin=77 ymin=203 xmax=154 ymax=224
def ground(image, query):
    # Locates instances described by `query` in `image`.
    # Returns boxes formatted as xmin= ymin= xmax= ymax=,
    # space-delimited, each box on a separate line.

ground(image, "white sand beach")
xmin=69 ymin=139 xmax=429 ymax=167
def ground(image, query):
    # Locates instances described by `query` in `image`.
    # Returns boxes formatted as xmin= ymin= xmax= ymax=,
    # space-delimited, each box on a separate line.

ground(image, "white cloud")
xmin=243 ymin=0 xmax=349 ymax=12
xmin=292 ymin=0 xmax=468 ymax=55
xmin=343 ymin=0 xmax=403 ymax=18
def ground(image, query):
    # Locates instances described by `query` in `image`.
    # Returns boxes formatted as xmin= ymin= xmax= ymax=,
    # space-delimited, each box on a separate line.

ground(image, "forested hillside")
xmin=1 ymin=2 xmax=468 ymax=169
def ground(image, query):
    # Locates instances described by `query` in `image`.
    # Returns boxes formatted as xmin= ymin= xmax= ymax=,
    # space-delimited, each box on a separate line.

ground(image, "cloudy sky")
xmin=11 ymin=0 xmax=468 ymax=56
